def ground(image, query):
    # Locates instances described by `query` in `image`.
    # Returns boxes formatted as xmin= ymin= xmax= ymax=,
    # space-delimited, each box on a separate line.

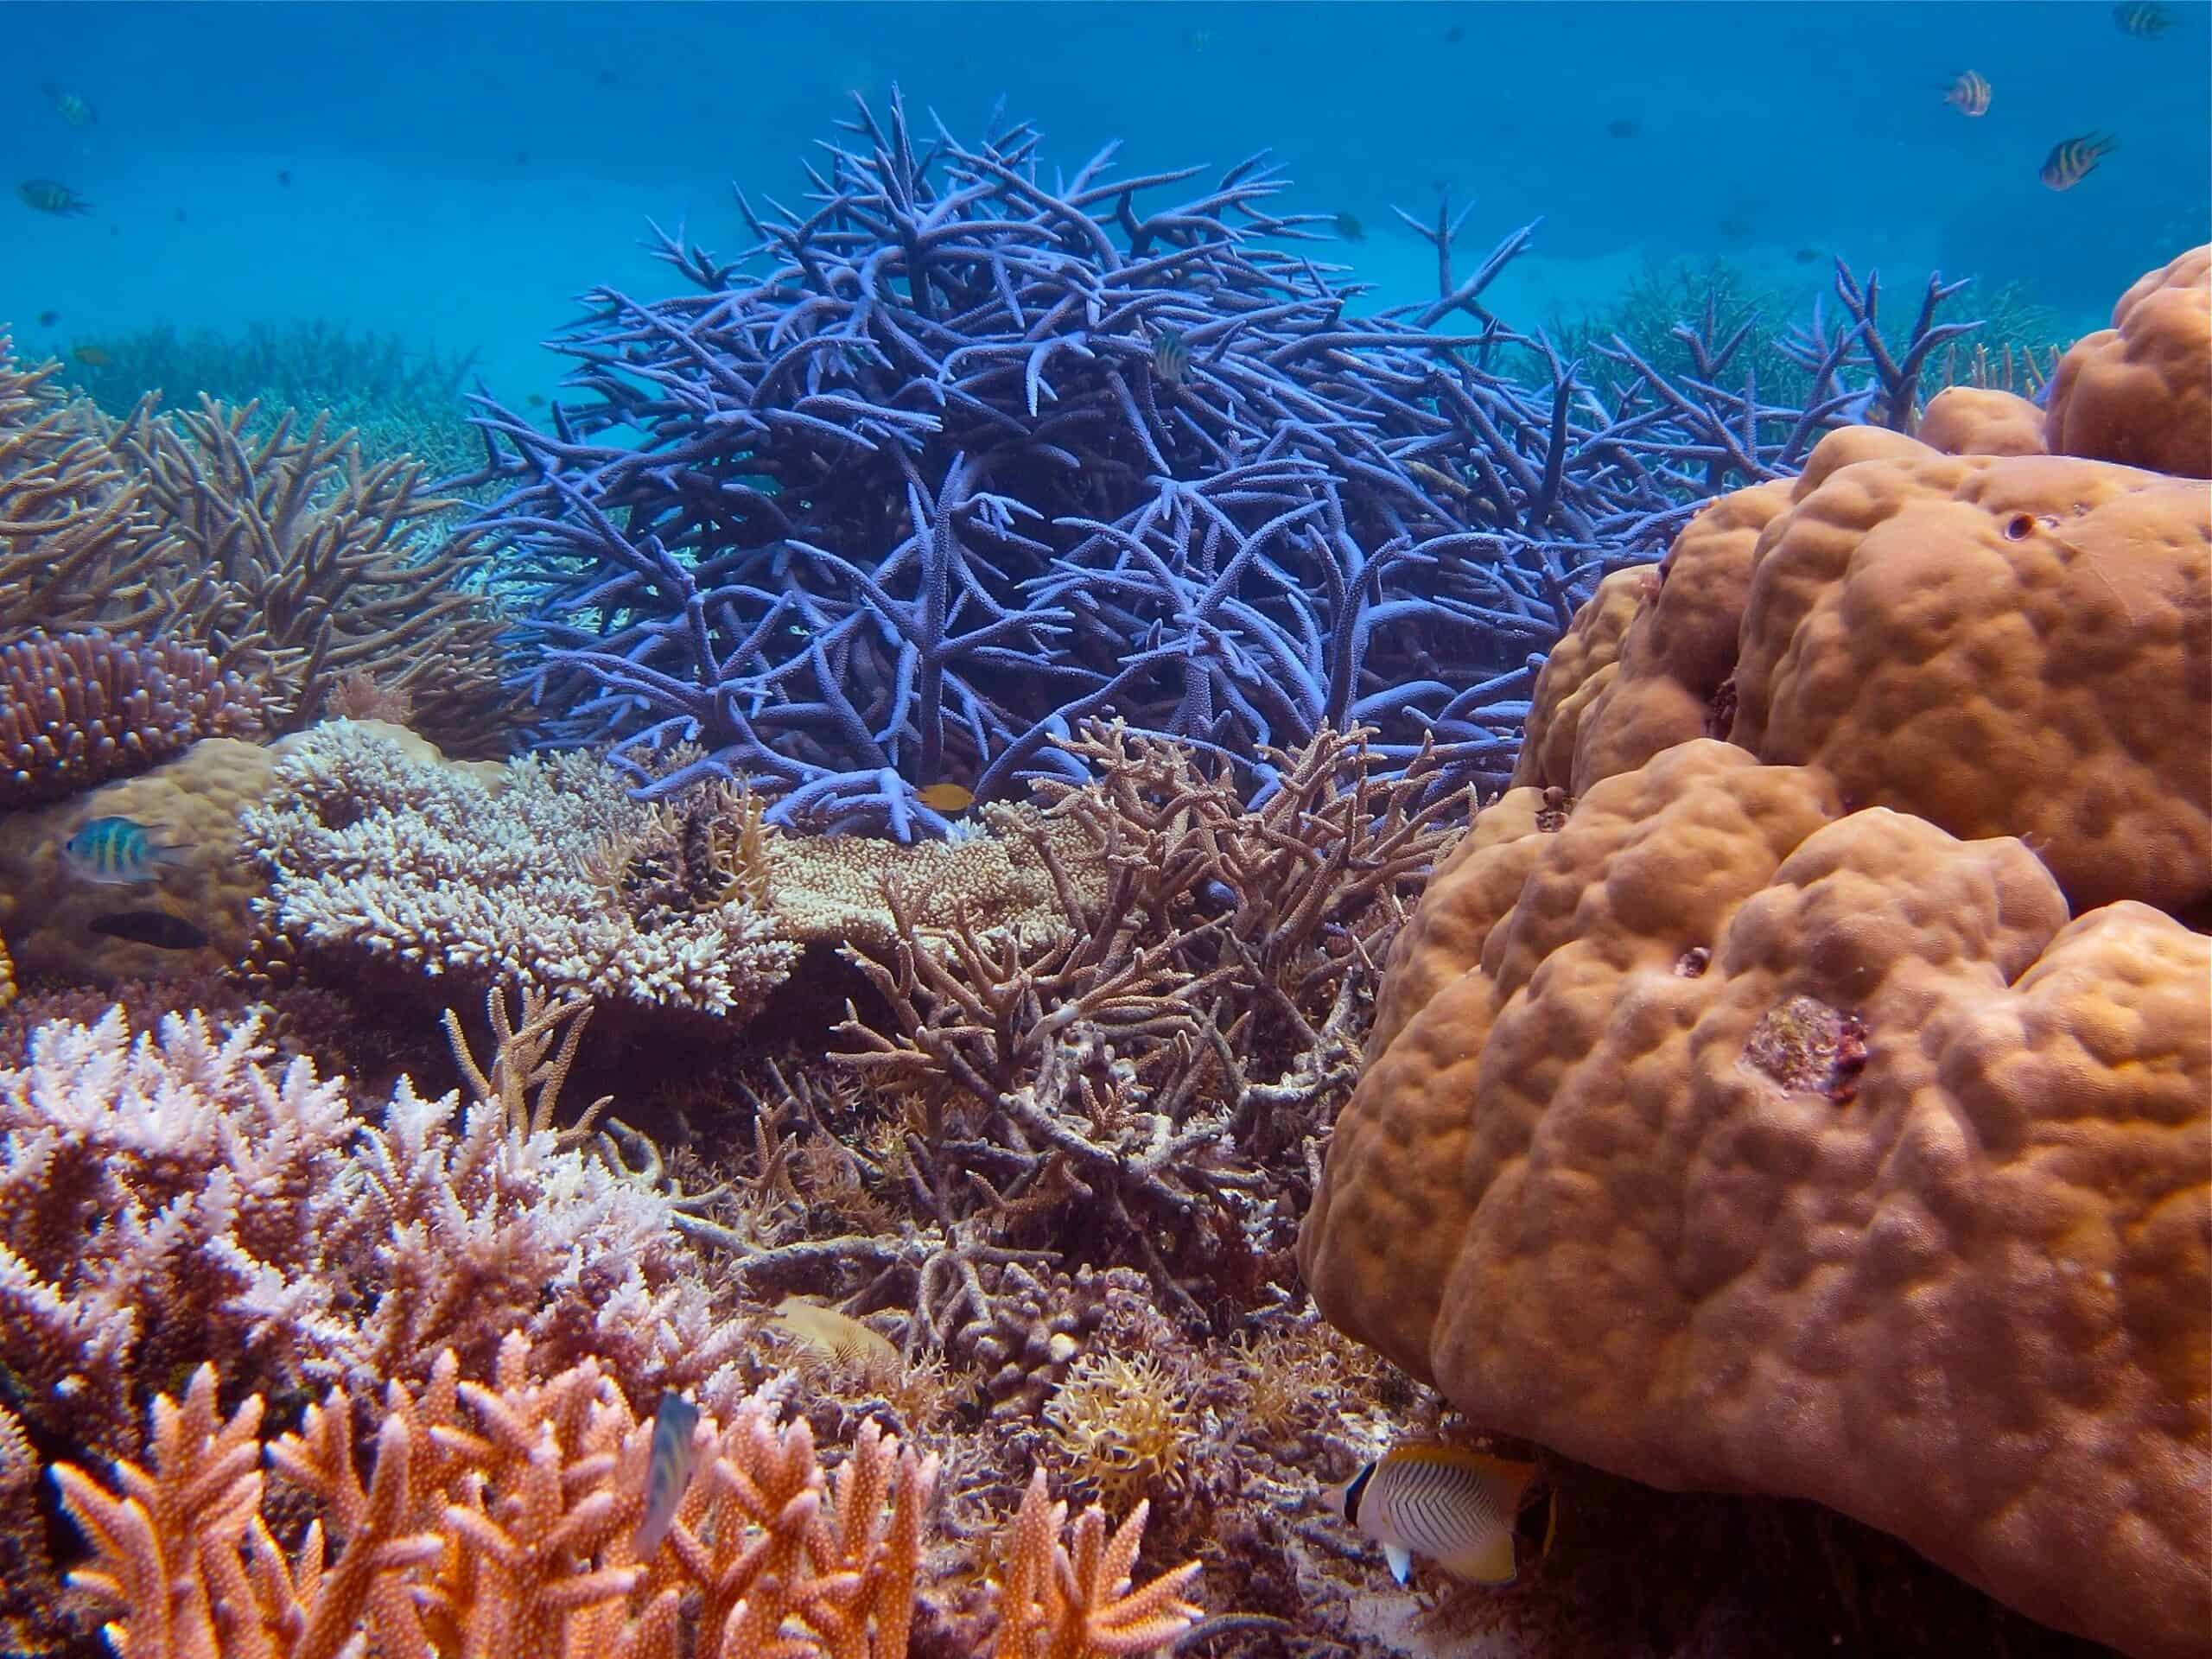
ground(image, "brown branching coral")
xmin=0 ymin=628 xmax=264 ymax=806
xmin=0 ymin=335 xmax=171 ymax=636
xmin=808 ymin=722 xmax=1463 ymax=1326
xmin=47 ymin=1339 xmax=1199 ymax=1659
xmin=0 ymin=333 xmax=520 ymax=762
xmin=105 ymin=394 xmax=513 ymax=748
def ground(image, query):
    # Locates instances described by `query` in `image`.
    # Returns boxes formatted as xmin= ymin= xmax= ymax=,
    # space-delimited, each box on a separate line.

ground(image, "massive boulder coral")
xmin=1516 ymin=410 xmax=2209 ymax=922
xmin=2044 ymin=245 xmax=2211 ymax=479
xmin=1301 ymin=743 xmax=2210 ymax=1658
xmin=1306 ymin=252 xmax=2212 ymax=1659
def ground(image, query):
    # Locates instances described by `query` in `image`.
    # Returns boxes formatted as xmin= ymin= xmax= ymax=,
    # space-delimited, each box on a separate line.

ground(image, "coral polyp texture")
xmin=1301 ymin=251 xmax=2212 ymax=1659
xmin=0 ymin=629 xmax=262 ymax=807
xmin=458 ymin=93 xmax=1966 ymax=836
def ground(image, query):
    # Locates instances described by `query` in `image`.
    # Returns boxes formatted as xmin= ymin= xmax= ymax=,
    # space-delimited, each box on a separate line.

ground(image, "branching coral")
xmin=47 ymin=1340 xmax=1202 ymax=1659
xmin=0 ymin=1001 xmax=744 ymax=1465
xmin=244 ymin=720 xmax=799 ymax=1021
xmin=0 ymin=331 xmax=518 ymax=763
xmin=104 ymin=394 xmax=512 ymax=748
xmin=0 ymin=628 xmax=264 ymax=806
xmin=457 ymin=96 xmax=1945 ymax=835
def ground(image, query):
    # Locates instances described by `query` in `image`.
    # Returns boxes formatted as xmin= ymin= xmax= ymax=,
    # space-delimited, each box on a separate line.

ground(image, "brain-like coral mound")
xmin=1520 ymin=422 xmax=2210 ymax=921
xmin=0 ymin=734 xmax=280 ymax=984
xmin=1300 ymin=742 xmax=2210 ymax=1658
xmin=2045 ymin=245 xmax=2211 ymax=479
xmin=0 ymin=630 xmax=263 ymax=808
xmin=1306 ymin=251 xmax=2212 ymax=1659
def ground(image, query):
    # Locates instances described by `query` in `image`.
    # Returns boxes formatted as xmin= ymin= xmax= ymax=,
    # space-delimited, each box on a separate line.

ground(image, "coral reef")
xmin=0 ymin=998 xmax=747 ymax=1467
xmin=0 ymin=334 xmax=516 ymax=762
xmin=48 ymin=1336 xmax=1198 ymax=1659
xmin=0 ymin=629 xmax=262 ymax=808
xmin=1301 ymin=251 xmax=2212 ymax=1659
xmin=61 ymin=317 xmax=483 ymax=483
xmin=457 ymin=97 xmax=1956 ymax=836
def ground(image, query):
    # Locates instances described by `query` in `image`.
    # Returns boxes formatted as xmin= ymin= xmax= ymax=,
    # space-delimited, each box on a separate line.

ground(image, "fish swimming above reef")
xmin=43 ymin=84 xmax=95 ymax=126
xmin=914 ymin=781 xmax=975 ymax=814
xmin=2041 ymin=132 xmax=2118 ymax=190
xmin=62 ymin=816 xmax=175 ymax=885
xmin=1943 ymin=70 xmax=1992 ymax=116
xmin=1334 ymin=209 xmax=1365 ymax=242
xmin=2113 ymin=3 xmax=2175 ymax=35
xmin=632 ymin=1391 xmax=702 ymax=1558
xmin=36 ymin=309 xmax=60 ymax=327
xmin=87 ymin=910 xmax=209 ymax=951
xmin=1150 ymin=326 xmax=1192 ymax=387
xmin=1325 ymin=1444 xmax=1555 ymax=1586
xmin=17 ymin=180 xmax=90 ymax=217
xmin=72 ymin=344 xmax=111 ymax=368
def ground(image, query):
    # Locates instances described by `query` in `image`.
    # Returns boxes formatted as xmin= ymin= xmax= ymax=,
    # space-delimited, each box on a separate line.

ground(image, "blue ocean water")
xmin=5 ymin=1 xmax=2207 ymax=405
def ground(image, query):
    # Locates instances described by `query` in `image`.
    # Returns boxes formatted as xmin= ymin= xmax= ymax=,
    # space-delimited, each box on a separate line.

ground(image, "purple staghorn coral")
xmin=456 ymin=93 xmax=1974 ymax=836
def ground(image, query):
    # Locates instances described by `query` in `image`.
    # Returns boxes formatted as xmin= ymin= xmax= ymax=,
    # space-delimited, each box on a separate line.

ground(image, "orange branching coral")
xmin=987 ymin=1469 xmax=1201 ymax=1659
xmin=48 ymin=1336 xmax=976 ymax=1659
xmin=0 ymin=628 xmax=264 ymax=807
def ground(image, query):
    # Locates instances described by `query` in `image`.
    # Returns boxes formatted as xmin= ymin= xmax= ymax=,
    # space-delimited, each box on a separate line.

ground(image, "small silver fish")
xmin=1325 ymin=1444 xmax=1553 ymax=1586
xmin=632 ymin=1391 xmax=702 ymax=1558
xmin=62 ymin=817 xmax=175 ymax=885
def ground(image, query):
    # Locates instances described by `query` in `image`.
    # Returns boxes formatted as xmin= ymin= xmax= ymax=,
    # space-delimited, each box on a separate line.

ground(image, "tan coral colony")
xmin=1300 ymin=248 xmax=2212 ymax=1659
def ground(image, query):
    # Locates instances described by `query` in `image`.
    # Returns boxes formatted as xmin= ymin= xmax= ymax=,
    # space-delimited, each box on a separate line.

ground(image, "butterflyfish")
xmin=632 ymin=1391 xmax=702 ymax=1558
xmin=1325 ymin=1444 xmax=1554 ymax=1586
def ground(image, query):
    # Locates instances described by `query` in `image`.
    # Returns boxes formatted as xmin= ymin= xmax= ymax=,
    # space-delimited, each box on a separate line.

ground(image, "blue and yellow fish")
xmin=1325 ymin=1444 xmax=1556 ymax=1586
xmin=61 ymin=817 xmax=175 ymax=886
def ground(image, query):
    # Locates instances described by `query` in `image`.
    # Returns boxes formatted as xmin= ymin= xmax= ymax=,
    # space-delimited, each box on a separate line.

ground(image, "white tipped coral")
xmin=0 ymin=1003 xmax=744 ymax=1461
xmin=244 ymin=720 xmax=799 ymax=1019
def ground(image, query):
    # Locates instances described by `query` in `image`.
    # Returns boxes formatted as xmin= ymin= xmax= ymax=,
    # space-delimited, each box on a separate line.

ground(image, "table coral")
xmin=2044 ymin=245 xmax=2211 ymax=479
xmin=1302 ymin=248 xmax=2212 ymax=1659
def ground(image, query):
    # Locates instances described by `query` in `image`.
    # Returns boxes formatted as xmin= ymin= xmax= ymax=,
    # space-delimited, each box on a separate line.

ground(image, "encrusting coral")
xmin=1302 ymin=250 xmax=2212 ymax=1659
xmin=48 ymin=1335 xmax=1202 ymax=1659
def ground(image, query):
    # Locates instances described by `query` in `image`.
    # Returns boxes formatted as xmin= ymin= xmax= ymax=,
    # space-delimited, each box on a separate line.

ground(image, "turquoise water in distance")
xmin=4 ymin=0 xmax=2209 ymax=410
